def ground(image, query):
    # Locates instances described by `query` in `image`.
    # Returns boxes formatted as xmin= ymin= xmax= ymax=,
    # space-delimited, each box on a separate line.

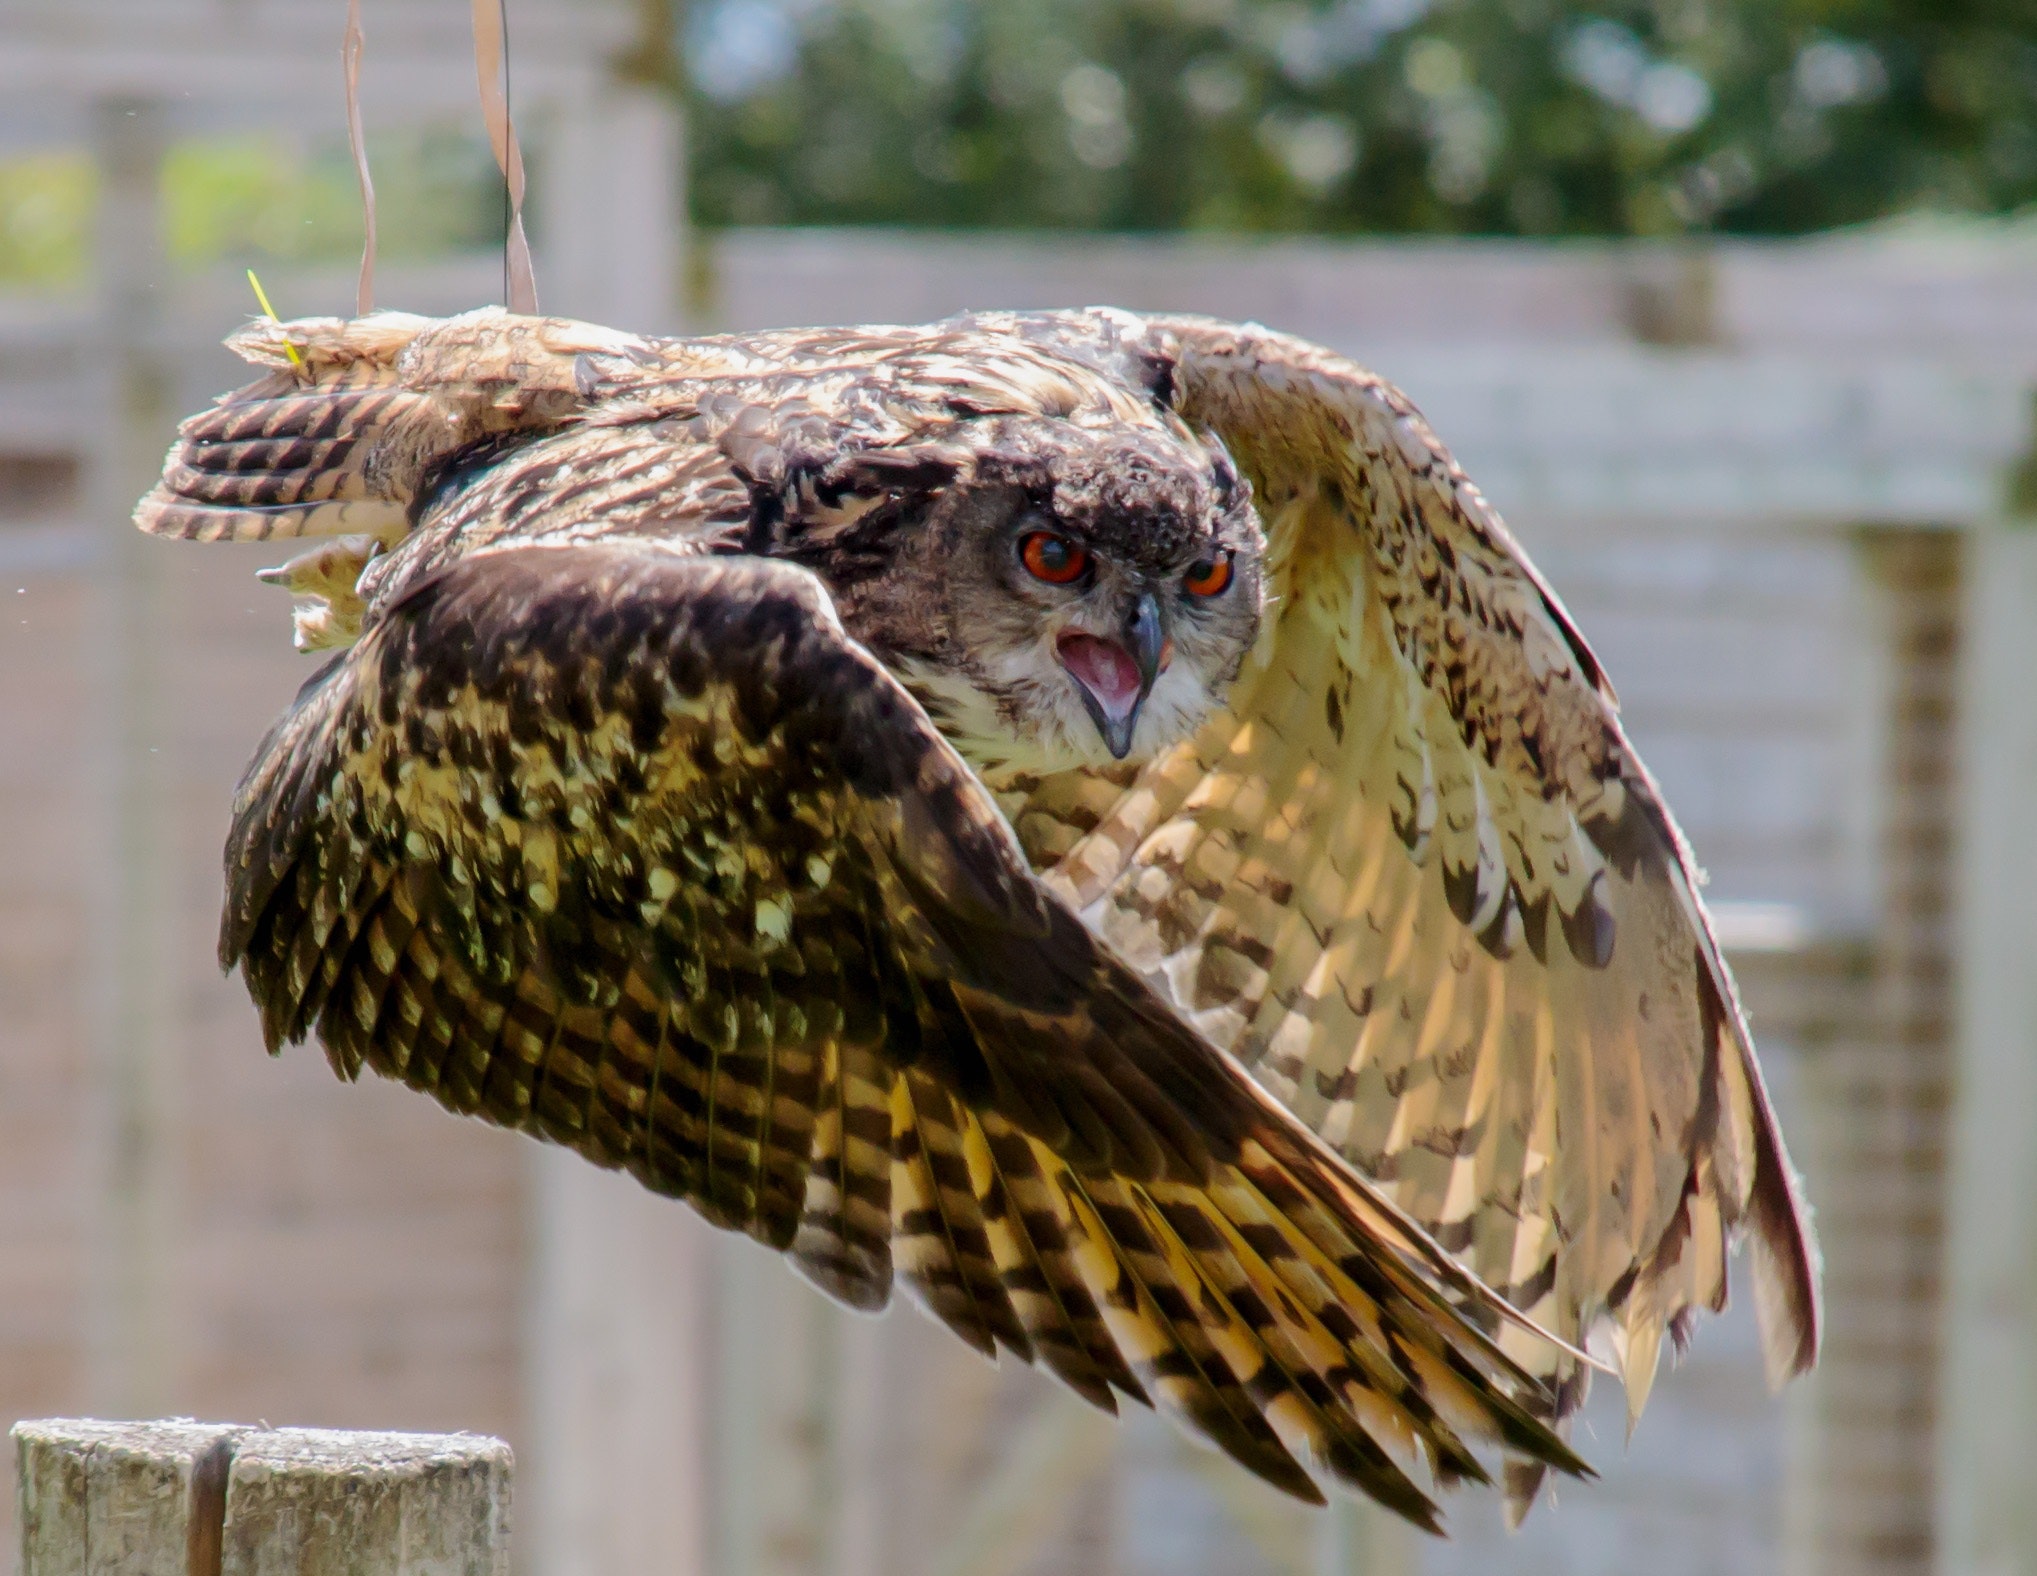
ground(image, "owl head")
xmin=782 ymin=415 xmax=1265 ymax=782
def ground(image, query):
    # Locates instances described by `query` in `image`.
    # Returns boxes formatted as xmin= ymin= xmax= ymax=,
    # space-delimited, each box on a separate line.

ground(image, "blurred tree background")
xmin=685 ymin=0 xmax=2037 ymax=235
xmin=0 ymin=126 xmax=505 ymax=290
xmin=0 ymin=0 xmax=2030 ymax=289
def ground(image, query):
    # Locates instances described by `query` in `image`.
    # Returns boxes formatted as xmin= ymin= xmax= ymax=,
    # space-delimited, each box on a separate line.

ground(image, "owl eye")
xmin=1183 ymin=551 xmax=1234 ymax=598
xmin=1019 ymin=531 xmax=1092 ymax=586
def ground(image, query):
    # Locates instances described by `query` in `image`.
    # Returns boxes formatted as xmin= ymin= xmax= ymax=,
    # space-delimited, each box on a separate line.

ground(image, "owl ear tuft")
xmin=732 ymin=436 xmax=971 ymax=553
xmin=710 ymin=388 xmax=964 ymax=501
xmin=1128 ymin=344 xmax=1179 ymax=411
xmin=809 ymin=444 xmax=966 ymax=507
xmin=775 ymin=444 xmax=969 ymax=548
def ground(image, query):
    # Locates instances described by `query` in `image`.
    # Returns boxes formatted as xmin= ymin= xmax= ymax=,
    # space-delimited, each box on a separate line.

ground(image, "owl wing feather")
xmin=991 ymin=311 xmax=1820 ymax=1512
xmin=130 ymin=308 xmax=689 ymax=543
xmin=142 ymin=304 xmax=1806 ymax=1521
xmin=218 ymin=539 xmax=1590 ymax=1523
xmin=132 ymin=304 xmax=1151 ymax=548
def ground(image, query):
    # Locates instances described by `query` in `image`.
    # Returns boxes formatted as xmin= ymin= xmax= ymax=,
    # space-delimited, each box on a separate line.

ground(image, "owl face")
xmin=876 ymin=419 xmax=1265 ymax=782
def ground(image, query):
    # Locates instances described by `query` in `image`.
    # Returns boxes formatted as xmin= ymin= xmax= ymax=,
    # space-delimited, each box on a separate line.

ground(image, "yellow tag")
xmin=245 ymin=268 xmax=305 ymax=369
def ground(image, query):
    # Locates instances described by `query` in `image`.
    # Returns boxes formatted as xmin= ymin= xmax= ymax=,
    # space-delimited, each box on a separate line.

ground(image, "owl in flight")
xmin=137 ymin=305 xmax=1818 ymax=1529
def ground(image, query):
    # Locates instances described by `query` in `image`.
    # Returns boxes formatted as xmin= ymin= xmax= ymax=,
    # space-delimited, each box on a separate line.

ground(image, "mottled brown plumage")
xmin=137 ymin=303 xmax=1818 ymax=1527
xmin=991 ymin=309 xmax=1822 ymax=1513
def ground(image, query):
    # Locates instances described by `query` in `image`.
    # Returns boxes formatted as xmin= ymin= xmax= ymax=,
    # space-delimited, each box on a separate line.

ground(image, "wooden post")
xmin=219 ymin=1429 xmax=512 ymax=1576
xmin=16 ymin=1420 xmax=242 ymax=1576
xmin=14 ymin=1421 xmax=512 ymax=1576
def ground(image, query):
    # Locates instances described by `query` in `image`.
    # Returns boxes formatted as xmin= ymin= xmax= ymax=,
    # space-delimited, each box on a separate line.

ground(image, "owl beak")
xmin=1125 ymin=590 xmax=1168 ymax=690
xmin=1056 ymin=592 xmax=1168 ymax=760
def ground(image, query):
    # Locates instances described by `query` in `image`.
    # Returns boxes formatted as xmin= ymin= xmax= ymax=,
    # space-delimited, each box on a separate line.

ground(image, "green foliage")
xmin=165 ymin=128 xmax=504 ymax=269
xmin=161 ymin=136 xmax=365 ymax=268
xmin=0 ymin=128 xmax=502 ymax=291
xmin=0 ymin=153 xmax=94 ymax=290
xmin=684 ymin=0 xmax=2037 ymax=235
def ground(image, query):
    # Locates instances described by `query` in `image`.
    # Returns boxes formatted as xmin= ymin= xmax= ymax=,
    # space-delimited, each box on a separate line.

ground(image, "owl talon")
xmin=257 ymin=534 xmax=382 ymax=652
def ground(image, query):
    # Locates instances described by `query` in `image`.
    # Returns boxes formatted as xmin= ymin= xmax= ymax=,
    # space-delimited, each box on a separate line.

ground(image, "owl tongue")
xmin=1056 ymin=631 xmax=1144 ymax=721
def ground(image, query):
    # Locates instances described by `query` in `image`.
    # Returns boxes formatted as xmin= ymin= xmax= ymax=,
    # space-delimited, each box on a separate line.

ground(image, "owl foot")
xmin=256 ymin=534 xmax=383 ymax=652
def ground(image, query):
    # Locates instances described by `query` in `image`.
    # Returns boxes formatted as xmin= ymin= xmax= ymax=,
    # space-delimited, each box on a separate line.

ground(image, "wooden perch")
xmin=15 ymin=1419 xmax=512 ymax=1575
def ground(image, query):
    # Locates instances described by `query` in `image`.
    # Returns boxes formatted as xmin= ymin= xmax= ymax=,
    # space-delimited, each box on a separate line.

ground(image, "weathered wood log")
xmin=14 ymin=1420 xmax=513 ymax=1575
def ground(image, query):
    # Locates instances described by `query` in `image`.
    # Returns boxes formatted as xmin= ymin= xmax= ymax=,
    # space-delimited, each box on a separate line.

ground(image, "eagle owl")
xmin=136 ymin=305 xmax=1819 ymax=1528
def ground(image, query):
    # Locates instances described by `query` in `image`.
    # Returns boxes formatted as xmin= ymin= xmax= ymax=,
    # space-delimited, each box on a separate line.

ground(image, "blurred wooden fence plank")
xmin=923 ymin=1394 xmax=1115 ymax=1576
xmin=1318 ymin=1495 xmax=1415 ymax=1576
xmin=13 ymin=1420 xmax=512 ymax=1575
xmin=83 ymin=88 xmax=183 ymax=1426
xmin=1938 ymin=521 xmax=2037 ymax=1576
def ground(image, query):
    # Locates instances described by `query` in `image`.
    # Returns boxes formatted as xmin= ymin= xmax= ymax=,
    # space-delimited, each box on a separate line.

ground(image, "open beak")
xmin=1056 ymin=591 xmax=1168 ymax=759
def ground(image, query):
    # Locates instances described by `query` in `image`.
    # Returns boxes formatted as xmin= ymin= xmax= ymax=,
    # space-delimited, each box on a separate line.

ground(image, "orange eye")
xmin=1020 ymin=531 xmax=1091 ymax=585
xmin=1183 ymin=552 xmax=1234 ymax=598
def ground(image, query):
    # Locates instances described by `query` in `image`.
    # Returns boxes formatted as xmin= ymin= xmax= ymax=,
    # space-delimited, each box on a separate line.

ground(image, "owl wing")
xmin=221 ymin=540 xmax=1590 ymax=1524
xmin=131 ymin=308 xmax=674 ymax=545
xmin=131 ymin=305 xmax=1125 ymax=631
xmin=996 ymin=311 xmax=1820 ymax=1505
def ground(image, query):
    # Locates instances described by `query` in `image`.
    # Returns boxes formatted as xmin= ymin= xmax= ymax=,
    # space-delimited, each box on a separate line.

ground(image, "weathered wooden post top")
xmin=14 ymin=1419 xmax=513 ymax=1576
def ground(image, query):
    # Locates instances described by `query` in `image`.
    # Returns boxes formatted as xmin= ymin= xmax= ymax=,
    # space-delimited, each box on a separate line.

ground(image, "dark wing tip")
xmin=1749 ymin=1114 xmax=1824 ymax=1383
xmin=1693 ymin=945 xmax=1823 ymax=1386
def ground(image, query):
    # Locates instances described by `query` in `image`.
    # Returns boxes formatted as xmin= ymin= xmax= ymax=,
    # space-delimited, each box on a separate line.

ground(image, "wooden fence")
xmin=14 ymin=1419 xmax=511 ymax=1575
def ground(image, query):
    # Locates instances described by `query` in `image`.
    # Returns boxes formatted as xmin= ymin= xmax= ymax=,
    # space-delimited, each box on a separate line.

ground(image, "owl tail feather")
xmin=134 ymin=306 xmax=649 ymax=544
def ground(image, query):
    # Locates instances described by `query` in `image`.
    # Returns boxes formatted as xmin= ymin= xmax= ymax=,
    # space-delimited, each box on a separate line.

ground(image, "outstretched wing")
xmin=131 ymin=309 xmax=664 ymax=545
xmin=132 ymin=304 xmax=1155 ymax=555
xmin=222 ymin=541 xmax=1587 ymax=1524
xmin=992 ymin=310 xmax=1820 ymax=1509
